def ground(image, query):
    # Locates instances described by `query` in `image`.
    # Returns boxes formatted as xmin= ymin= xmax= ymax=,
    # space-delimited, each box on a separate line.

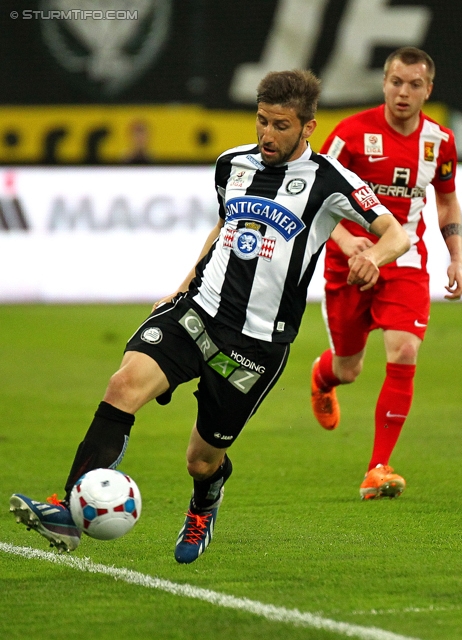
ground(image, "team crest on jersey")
xmin=286 ymin=179 xmax=307 ymax=195
xmin=223 ymin=227 xmax=276 ymax=261
xmin=364 ymin=133 xmax=383 ymax=156
xmin=233 ymin=229 xmax=261 ymax=260
xmin=141 ymin=327 xmax=163 ymax=344
xmin=351 ymin=186 xmax=381 ymax=211
xmin=424 ymin=142 xmax=435 ymax=162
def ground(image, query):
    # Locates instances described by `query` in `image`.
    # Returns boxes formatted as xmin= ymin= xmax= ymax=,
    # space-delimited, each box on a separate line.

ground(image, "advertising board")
xmin=0 ymin=166 xmax=452 ymax=303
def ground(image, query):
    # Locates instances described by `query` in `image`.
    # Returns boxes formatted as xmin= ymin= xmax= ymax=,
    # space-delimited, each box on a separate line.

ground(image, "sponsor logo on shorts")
xmin=196 ymin=332 xmax=219 ymax=360
xmin=230 ymin=350 xmax=265 ymax=374
xmin=178 ymin=308 xmax=262 ymax=394
xmin=179 ymin=308 xmax=205 ymax=337
xmin=228 ymin=368 xmax=261 ymax=394
xmin=213 ymin=432 xmax=234 ymax=441
xmin=208 ymin=352 xmax=241 ymax=377
xmin=141 ymin=327 xmax=163 ymax=344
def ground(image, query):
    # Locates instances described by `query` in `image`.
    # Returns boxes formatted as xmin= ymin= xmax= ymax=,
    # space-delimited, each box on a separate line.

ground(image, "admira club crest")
xmin=39 ymin=0 xmax=172 ymax=97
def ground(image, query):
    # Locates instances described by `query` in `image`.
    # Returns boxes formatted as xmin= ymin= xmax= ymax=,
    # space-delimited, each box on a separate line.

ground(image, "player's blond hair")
xmin=256 ymin=69 xmax=321 ymax=124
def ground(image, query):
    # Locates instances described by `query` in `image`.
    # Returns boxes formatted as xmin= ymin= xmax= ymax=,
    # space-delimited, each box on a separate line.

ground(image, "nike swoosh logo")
xmin=386 ymin=411 xmax=407 ymax=419
xmin=414 ymin=320 xmax=427 ymax=327
xmin=368 ymin=156 xmax=388 ymax=163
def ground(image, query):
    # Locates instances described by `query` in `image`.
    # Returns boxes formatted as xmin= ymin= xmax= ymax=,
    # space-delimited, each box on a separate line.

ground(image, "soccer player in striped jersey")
xmin=311 ymin=48 xmax=462 ymax=499
xmin=10 ymin=70 xmax=409 ymax=560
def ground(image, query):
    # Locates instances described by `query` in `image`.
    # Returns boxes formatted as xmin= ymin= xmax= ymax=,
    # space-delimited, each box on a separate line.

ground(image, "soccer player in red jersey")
xmin=311 ymin=47 xmax=462 ymax=499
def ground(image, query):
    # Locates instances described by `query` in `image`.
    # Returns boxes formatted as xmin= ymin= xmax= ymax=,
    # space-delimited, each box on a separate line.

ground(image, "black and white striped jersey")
xmin=189 ymin=143 xmax=391 ymax=343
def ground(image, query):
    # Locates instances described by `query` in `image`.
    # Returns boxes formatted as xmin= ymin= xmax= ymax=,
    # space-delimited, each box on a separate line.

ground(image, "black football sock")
xmin=63 ymin=401 xmax=135 ymax=502
xmin=191 ymin=454 xmax=233 ymax=513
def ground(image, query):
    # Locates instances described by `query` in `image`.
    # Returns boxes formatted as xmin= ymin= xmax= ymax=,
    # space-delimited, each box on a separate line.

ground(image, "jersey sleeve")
xmin=431 ymin=130 xmax=458 ymax=194
xmin=318 ymin=154 xmax=392 ymax=231
xmin=214 ymin=155 xmax=231 ymax=220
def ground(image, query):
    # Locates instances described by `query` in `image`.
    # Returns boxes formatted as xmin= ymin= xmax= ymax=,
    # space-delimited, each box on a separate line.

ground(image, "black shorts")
xmin=125 ymin=295 xmax=290 ymax=448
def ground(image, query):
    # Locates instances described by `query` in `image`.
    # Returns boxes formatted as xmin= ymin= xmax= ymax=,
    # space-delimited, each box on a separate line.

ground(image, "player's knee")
xmin=337 ymin=363 xmax=362 ymax=384
xmin=107 ymin=368 xmax=132 ymax=397
xmin=340 ymin=371 xmax=358 ymax=384
xmin=393 ymin=341 xmax=419 ymax=364
xmin=104 ymin=368 xmax=142 ymax=411
xmin=186 ymin=458 xmax=219 ymax=481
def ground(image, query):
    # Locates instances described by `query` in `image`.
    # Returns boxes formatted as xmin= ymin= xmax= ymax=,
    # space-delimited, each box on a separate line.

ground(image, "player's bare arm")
xmin=347 ymin=214 xmax=410 ymax=291
xmin=435 ymin=190 xmax=462 ymax=300
xmin=331 ymin=223 xmax=374 ymax=257
xmin=152 ymin=218 xmax=225 ymax=311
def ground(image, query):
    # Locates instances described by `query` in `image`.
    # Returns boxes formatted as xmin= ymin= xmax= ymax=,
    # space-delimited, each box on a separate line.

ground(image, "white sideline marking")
xmin=350 ymin=605 xmax=460 ymax=616
xmin=0 ymin=543 xmax=421 ymax=640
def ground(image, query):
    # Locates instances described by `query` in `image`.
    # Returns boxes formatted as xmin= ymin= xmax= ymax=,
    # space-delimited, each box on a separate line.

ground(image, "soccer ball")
xmin=69 ymin=468 xmax=142 ymax=540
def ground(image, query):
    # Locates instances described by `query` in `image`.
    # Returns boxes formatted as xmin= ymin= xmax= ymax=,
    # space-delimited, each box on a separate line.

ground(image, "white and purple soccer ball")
xmin=70 ymin=468 xmax=142 ymax=540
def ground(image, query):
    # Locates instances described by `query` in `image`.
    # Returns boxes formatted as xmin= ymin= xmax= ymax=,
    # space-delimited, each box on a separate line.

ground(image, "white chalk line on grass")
xmin=0 ymin=542 xmax=421 ymax=640
xmin=350 ymin=606 xmax=460 ymax=616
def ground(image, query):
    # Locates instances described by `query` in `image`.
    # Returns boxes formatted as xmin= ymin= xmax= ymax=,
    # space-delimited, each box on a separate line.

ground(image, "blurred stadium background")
xmin=1 ymin=0 xmax=461 ymax=302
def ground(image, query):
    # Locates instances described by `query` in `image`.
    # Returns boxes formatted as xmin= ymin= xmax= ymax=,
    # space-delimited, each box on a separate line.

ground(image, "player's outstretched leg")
xmin=9 ymin=402 xmax=134 ymax=552
xmin=175 ymin=454 xmax=232 ymax=564
xmin=9 ymin=493 xmax=81 ymax=552
xmin=359 ymin=464 xmax=406 ymax=500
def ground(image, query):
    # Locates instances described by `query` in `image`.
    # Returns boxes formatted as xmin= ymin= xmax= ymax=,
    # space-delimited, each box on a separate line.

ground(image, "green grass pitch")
xmin=0 ymin=302 xmax=461 ymax=640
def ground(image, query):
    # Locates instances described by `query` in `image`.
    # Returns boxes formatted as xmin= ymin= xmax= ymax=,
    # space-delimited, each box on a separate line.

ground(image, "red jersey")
xmin=320 ymin=104 xmax=457 ymax=276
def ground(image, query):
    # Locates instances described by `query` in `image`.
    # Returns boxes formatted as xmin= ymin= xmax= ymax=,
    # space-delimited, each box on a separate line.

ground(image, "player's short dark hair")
xmin=384 ymin=47 xmax=435 ymax=83
xmin=256 ymin=69 xmax=321 ymax=124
